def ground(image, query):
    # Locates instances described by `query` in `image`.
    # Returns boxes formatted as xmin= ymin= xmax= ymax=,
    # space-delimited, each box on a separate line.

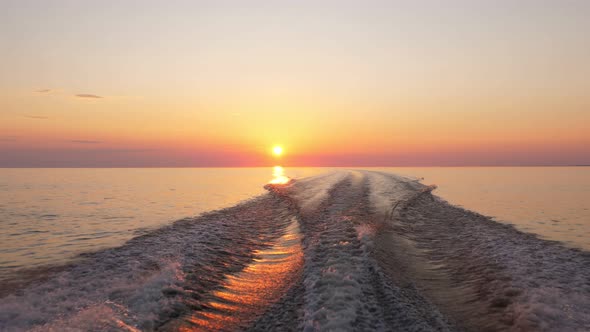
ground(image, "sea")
xmin=0 ymin=167 xmax=589 ymax=331
xmin=0 ymin=167 xmax=588 ymax=281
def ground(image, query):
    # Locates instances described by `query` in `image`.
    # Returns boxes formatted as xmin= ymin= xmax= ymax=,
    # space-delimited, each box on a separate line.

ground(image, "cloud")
xmin=75 ymin=94 xmax=103 ymax=99
xmin=36 ymin=89 xmax=51 ymax=93
xmin=24 ymin=115 xmax=49 ymax=119
xmin=69 ymin=140 xmax=103 ymax=144
xmin=103 ymin=148 xmax=156 ymax=153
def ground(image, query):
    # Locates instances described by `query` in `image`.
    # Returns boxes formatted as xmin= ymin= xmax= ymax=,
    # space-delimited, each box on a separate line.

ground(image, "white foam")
xmin=363 ymin=170 xmax=425 ymax=217
xmin=0 ymin=195 xmax=296 ymax=331
xmin=295 ymin=170 xmax=450 ymax=331
xmin=287 ymin=171 xmax=348 ymax=214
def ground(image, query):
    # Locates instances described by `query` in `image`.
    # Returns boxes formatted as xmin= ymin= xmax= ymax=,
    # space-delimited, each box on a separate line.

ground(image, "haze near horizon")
xmin=1 ymin=0 xmax=589 ymax=167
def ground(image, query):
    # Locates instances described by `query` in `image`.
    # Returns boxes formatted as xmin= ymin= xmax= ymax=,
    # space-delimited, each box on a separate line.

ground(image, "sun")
xmin=272 ymin=145 xmax=283 ymax=157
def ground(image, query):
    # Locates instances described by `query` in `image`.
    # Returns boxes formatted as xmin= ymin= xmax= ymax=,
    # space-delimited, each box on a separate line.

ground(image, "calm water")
xmin=0 ymin=167 xmax=588 ymax=280
xmin=0 ymin=168 xmax=324 ymax=279
xmin=375 ymin=167 xmax=590 ymax=249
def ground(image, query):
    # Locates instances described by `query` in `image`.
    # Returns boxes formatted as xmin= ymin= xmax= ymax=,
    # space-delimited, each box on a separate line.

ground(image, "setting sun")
xmin=1 ymin=2 xmax=590 ymax=331
xmin=272 ymin=146 xmax=284 ymax=157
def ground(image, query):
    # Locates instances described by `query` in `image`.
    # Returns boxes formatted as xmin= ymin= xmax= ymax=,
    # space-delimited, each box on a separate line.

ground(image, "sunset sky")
xmin=1 ymin=0 xmax=589 ymax=167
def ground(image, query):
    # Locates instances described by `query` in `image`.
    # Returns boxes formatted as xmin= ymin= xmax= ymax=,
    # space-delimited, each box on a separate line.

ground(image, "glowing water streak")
xmin=269 ymin=166 xmax=290 ymax=184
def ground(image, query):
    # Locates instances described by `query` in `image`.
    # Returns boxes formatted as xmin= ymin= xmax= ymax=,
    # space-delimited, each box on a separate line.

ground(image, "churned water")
xmin=0 ymin=167 xmax=588 ymax=281
xmin=374 ymin=167 xmax=590 ymax=249
xmin=0 ymin=167 xmax=589 ymax=331
xmin=0 ymin=167 xmax=324 ymax=279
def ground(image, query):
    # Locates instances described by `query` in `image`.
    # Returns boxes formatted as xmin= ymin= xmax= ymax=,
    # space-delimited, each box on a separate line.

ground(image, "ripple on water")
xmin=168 ymin=218 xmax=304 ymax=331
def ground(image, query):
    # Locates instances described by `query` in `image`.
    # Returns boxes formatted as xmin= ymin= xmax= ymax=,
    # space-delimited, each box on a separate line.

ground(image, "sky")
xmin=1 ymin=0 xmax=589 ymax=167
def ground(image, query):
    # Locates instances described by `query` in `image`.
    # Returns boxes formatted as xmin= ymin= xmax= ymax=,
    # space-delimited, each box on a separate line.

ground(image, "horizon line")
xmin=1 ymin=165 xmax=588 ymax=169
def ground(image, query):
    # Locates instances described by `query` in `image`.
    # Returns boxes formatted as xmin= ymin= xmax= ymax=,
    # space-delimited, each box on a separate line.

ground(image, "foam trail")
xmin=363 ymin=170 xmax=426 ymax=217
xmin=163 ymin=217 xmax=304 ymax=331
xmin=285 ymin=171 xmax=451 ymax=331
xmin=2 ymin=170 xmax=589 ymax=331
xmin=284 ymin=171 xmax=348 ymax=215
xmin=368 ymin=171 xmax=590 ymax=331
xmin=0 ymin=195 xmax=297 ymax=331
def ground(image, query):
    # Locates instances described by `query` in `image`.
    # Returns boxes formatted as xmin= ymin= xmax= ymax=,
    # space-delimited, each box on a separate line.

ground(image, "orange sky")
xmin=1 ymin=1 xmax=589 ymax=166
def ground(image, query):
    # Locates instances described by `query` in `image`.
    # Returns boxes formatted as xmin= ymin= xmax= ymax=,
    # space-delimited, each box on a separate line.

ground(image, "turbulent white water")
xmin=1 ymin=170 xmax=589 ymax=331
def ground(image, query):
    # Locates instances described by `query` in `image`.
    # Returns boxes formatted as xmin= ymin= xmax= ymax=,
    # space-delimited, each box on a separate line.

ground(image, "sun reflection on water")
xmin=269 ymin=166 xmax=291 ymax=184
xmin=175 ymin=218 xmax=303 ymax=331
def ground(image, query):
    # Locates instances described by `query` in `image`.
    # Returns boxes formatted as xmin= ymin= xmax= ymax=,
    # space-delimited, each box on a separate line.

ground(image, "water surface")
xmin=373 ymin=167 xmax=590 ymax=249
xmin=0 ymin=167 xmax=323 ymax=279
xmin=0 ymin=168 xmax=589 ymax=331
xmin=0 ymin=167 xmax=588 ymax=282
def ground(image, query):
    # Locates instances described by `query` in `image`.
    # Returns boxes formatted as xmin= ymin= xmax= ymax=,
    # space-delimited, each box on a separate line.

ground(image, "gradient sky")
xmin=1 ymin=0 xmax=589 ymax=166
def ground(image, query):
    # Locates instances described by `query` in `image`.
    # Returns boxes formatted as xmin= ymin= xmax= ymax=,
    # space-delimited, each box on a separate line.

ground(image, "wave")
xmin=0 ymin=195 xmax=298 ymax=331
xmin=1 ymin=170 xmax=589 ymax=331
xmin=367 ymin=171 xmax=590 ymax=331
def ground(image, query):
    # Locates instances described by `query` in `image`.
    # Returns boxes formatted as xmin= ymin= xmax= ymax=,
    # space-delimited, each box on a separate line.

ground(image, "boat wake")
xmin=1 ymin=170 xmax=589 ymax=331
